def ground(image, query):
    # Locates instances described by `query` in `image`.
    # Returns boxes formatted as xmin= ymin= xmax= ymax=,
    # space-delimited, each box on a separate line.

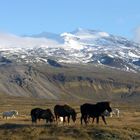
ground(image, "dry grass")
xmin=0 ymin=96 xmax=139 ymax=140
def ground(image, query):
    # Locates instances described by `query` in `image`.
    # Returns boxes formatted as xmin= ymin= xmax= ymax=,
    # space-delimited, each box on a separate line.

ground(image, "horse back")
xmin=80 ymin=102 xmax=111 ymax=117
xmin=54 ymin=104 xmax=74 ymax=116
xmin=80 ymin=103 xmax=96 ymax=115
xmin=31 ymin=108 xmax=42 ymax=116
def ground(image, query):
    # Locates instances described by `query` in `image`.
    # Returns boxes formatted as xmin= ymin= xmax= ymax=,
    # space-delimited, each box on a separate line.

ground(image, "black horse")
xmin=80 ymin=101 xmax=112 ymax=125
xmin=54 ymin=104 xmax=77 ymax=124
xmin=31 ymin=108 xmax=54 ymax=124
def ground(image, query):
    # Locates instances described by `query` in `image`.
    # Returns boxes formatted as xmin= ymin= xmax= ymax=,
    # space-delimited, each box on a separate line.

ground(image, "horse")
xmin=54 ymin=104 xmax=77 ymax=124
xmin=80 ymin=101 xmax=112 ymax=125
xmin=2 ymin=110 xmax=18 ymax=119
xmin=102 ymin=110 xmax=111 ymax=116
xmin=110 ymin=108 xmax=120 ymax=117
xmin=88 ymin=109 xmax=111 ymax=124
xmin=31 ymin=108 xmax=55 ymax=124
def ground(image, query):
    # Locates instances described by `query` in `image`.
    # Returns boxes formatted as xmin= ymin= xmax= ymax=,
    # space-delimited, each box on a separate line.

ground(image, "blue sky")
xmin=0 ymin=0 xmax=140 ymax=39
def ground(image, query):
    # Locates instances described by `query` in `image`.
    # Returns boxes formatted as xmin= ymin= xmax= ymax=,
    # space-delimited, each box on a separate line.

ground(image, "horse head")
xmin=105 ymin=102 xmax=112 ymax=113
xmin=96 ymin=101 xmax=112 ymax=114
xmin=11 ymin=110 xmax=18 ymax=116
xmin=46 ymin=109 xmax=55 ymax=122
xmin=71 ymin=109 xmax=77 ymax=123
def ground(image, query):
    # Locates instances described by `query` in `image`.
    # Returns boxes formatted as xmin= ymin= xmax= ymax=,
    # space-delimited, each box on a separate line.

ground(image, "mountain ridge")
xmin=0 ymin=28 xmax=140 ymax=72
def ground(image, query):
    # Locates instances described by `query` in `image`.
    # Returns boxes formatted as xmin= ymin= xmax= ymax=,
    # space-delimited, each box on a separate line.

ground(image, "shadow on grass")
xmin=0 ymin=123 xmax=139 ymax=140
xmin=0 ymin=123 xmax=56 ymax=130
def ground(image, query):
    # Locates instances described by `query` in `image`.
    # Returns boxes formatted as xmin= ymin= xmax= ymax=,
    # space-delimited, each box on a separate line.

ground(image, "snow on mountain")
xmin=0 ymin=28 xmax=140 ymax=72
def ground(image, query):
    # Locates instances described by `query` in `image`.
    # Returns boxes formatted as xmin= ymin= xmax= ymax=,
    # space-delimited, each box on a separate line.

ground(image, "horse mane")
xmin=96 ymin=101 xmax=110 ymax=104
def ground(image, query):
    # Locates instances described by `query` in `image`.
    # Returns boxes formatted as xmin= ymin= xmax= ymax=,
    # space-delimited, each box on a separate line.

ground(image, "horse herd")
xmin=31 ymin=101 xmax=120 ymax=125
xmin=1 ymin=101 xmax=120 ymax=125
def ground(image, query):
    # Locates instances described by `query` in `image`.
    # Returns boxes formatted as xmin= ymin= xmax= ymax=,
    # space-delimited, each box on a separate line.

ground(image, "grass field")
xmin=0 ymin=96 xmax=139 ymax=140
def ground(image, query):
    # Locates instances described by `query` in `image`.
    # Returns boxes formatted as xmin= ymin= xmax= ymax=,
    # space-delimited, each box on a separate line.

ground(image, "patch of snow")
xmin=0 ymin=28 xmax=140 ymax=72
xmin=107 ymin=54 xmax=114 ymax=58
xmin=128 ymin=51 xmax=140 ymax=58
xmin=98 ymin=32 xmax=110 ymax=37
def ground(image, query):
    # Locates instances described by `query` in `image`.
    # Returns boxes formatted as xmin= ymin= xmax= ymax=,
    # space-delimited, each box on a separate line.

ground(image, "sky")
xmin=0 ymin=0 xmax=140 ymax=41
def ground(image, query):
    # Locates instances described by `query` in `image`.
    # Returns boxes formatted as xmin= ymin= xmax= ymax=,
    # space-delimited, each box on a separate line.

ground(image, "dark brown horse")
xmin=54 ymin=104 xmax=77 ymax=124
xmin=80 ymin=101 xmax=112 ymax=125
xmin=31 ymin=108 xmax=54 ymax=124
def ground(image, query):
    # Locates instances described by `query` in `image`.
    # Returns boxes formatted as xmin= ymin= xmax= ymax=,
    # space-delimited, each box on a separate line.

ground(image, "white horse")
xmin=58 ymin=116 xmax=69 ymax=124
xmin=110 ymin=108 xmax=120 ymax=117
xmin=58 ymin=116 xmax=64 ymax=124
xmin=2 ymin=110 xmax=18 ymax=119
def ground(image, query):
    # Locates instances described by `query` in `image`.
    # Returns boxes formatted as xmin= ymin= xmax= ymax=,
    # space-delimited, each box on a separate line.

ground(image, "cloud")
xmin=133 ymin=26 xmax=140 ymax=43
xmin=0 ymin=32 xmax=59 ymax=49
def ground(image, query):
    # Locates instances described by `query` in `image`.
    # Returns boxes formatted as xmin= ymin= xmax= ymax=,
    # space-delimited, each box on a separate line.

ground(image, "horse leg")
xmin=63 ymin=117 xmax=65 ymax=125
xmin=92 ymin=117 xmax=95 ymax=124
xmin=87 ymin=116 xmax=92 ymax=124
xmin=32 ymin=119 xmax=37 ymax=125
xmin=55 ymin=114 xmax=58 ymax=123
xmin=117 ymin=112 xmax=119 ymax=117
xmin=84 ymin=115 xmax=88 ymax=125
xmin=110 ymin=112 xmax=113 ymax=117
xmin=80 ymin=114 xmax=84 ymax=125
xmin=32 ymin=116 xmax=37 ymax=124
xmin=96 ymin=117 xmax=99 ymax=124
xmin=46 ymin=119 xmax=48 ymax=124
xmin=87 ymin=116 xmax=90 ymax=123
xmin=68 ymin=116 xmax=70 ymax=125
xmin=34 ymin=118 xmax=37 ymax=124
xmin=56 ymin=115 xmax=59 ymax=124
xmin=101 ymin=116 xmax=107 ymax=125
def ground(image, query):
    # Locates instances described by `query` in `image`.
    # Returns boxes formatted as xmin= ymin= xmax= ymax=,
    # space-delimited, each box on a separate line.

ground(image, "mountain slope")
xmin=0 ymin=63 xmax=140 ymax=102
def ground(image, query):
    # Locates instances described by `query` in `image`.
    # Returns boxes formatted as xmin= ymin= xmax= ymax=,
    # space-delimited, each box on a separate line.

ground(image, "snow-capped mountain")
xmin=0 ymin=28 xmax=140 ymax=72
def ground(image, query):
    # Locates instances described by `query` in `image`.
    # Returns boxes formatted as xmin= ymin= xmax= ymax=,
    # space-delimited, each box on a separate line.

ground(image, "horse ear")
xmin=108 ymin=101 xmax=111 ymax=106
xmin=108 ymin=101 xmax=111 ymax=104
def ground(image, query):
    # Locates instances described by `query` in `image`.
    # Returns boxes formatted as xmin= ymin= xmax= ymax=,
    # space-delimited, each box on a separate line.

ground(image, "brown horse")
xmin=54 ymin=104 xmax=77 ymax=124
xmin=31 ymin=108 xmax=54 ymax=124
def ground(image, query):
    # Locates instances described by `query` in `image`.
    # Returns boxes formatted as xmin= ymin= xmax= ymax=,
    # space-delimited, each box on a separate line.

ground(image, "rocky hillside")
xmin=0 ymin=62 xmax=140 ymax=102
